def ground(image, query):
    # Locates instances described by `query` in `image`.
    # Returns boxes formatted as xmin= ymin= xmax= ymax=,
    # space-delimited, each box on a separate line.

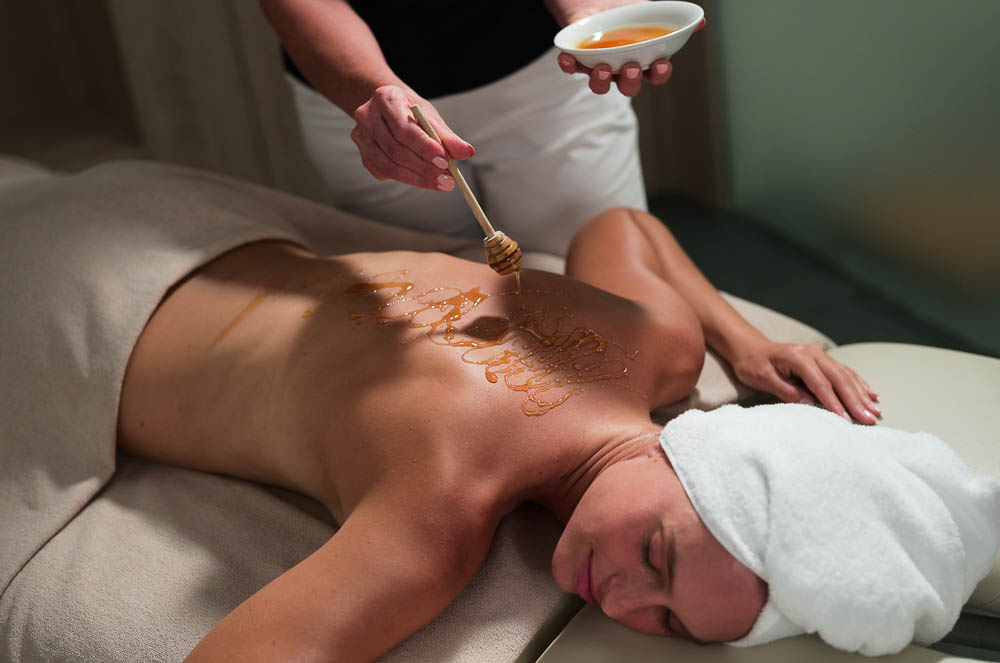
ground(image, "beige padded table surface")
xmin=536 ymin=343 xmax=1000 ymax=663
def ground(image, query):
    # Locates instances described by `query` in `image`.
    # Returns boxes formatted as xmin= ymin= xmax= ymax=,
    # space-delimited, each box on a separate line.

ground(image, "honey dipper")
xmin=409 ymin=105 xmax=523 ymax=290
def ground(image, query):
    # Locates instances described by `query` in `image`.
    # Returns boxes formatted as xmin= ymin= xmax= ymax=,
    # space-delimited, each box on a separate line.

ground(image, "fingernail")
xmin=437 ymin=174 xmax=454 ymax=190
xmin=841 ymin=412 xmax=852 ymax=422
xmin=797 ymin=397 xmax=815 ymax=405
xmin=432 ymin=156 xmax=448 ymax=169
xmin=655 ymin=63 xmax=669 ymax=75
xmin=597 ymin=70 xmax=610 ymax=80
xmin=626 ymin=68 xmax=639 ymax=79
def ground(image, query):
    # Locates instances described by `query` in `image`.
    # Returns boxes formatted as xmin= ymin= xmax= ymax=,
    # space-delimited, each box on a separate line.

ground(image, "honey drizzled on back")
xmin=347 ymin=270 xmax=642 ymax=415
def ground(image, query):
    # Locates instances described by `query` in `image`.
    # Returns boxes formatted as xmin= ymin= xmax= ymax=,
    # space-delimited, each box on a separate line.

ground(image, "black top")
xmin=283 ymin=0 xmax=560 ymax=99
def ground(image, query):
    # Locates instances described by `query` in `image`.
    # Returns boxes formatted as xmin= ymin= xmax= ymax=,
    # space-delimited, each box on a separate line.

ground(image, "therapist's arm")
xmin=545 ymin=0 xmax=645 ymax=27
xmin=259 ymin=0 xmax=473 ymax=191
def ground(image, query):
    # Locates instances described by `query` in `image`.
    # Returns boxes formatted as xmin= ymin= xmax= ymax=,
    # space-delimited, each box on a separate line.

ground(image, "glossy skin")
xmin=117 ymin=207 xmax=877 ymax=661
xmin=259 ymin=1 xmax=697 ymax=193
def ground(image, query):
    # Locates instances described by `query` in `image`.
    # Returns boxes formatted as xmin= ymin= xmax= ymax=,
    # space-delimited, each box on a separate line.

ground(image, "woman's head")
xmin=550 ymin=441 xmax=767 ymax=643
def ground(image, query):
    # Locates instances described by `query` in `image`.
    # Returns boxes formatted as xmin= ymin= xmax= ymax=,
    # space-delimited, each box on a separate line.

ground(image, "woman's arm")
xmin=185 ymin=491 xmax=494 ymax=662
xmin=258 ymin=0 xmax=473 ymax=190
xmin=566 ymin=207 xmax=880 ymax=424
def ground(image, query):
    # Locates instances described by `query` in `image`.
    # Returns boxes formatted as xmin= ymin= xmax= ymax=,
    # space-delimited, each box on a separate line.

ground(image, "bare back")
xmin=119 ymin=241 xmax=680 ymax=523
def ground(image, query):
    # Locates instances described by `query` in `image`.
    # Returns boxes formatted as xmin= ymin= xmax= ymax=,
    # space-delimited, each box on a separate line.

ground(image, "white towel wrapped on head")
xmin=659 ymin=403 xmax=1000 ymax=656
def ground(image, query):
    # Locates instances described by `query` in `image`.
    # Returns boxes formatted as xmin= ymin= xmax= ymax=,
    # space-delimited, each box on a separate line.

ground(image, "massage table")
xmin=0 ymin=156 xmax=996 ymax=662
xmin=539 ymin=343 xmax=1000 ymax=662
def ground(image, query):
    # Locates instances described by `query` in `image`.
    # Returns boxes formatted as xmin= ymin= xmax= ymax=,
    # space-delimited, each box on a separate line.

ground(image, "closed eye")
xmin=642 ymin=532 xmax=659 ymax=575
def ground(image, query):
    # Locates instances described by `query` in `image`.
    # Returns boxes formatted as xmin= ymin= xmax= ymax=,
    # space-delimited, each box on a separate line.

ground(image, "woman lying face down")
xmin=118 ymin=207 xmax=879 ymax=662
xmin=550 ymin=433 xmax=768 ymax=643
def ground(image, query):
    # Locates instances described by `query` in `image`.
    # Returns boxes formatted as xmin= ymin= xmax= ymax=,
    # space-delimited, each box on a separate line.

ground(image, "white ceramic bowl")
xmin=553 ymin=1 xmax=705 ymax=73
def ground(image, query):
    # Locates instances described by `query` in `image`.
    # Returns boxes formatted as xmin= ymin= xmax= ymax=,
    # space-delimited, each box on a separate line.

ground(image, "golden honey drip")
xmin=346 ymin=270 xmax=641 ymax=415
xmin=210 ymin=288 xmax=273 ymax=349
xmin=208 ymin=264 xmax=642 ymax=416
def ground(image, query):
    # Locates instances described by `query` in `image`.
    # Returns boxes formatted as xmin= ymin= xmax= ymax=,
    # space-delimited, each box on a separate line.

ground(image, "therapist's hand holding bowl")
xmin=554 ymin=1 xmax=707 ymax=96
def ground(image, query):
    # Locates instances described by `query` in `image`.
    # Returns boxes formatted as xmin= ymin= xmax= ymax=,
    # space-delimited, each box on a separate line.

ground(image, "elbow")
xmin=674 ymin=321 xmax=707 ymax=398
xmin=654 ymin=305 xmax=706 ymax=403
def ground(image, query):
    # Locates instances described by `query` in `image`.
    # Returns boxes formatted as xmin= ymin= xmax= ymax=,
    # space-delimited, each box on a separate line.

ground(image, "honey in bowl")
xmin=577 ymin=25 xmax=675 ymax=49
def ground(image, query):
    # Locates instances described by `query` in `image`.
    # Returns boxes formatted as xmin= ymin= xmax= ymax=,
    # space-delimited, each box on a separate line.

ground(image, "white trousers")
xmin=287 ymin=48 xmax=647 ymax=257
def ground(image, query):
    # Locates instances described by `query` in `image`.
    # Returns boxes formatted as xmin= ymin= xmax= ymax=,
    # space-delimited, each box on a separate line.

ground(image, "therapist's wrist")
xmin=548 ymin=0 xmax=649 ymax=27
xmin=336 ymin=73 xmax=413 ymax=118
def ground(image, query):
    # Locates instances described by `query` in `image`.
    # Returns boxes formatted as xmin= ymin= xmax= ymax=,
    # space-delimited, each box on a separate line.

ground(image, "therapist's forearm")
xmin=544 ymin=0 xmax=647 ymax=27
xmin=260 ymin=0 xmax=411 ymax=115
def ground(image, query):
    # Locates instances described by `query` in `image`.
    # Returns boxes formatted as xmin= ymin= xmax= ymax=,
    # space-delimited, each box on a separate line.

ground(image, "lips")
xmin=576 ymin=550 xmax=597 ymax=603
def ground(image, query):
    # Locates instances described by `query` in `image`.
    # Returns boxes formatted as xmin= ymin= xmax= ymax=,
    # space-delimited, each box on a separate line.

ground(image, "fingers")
xmin=352 ymin=86 xmax=472 ymax=190
xmin=438 ymin=131 xmax=475 ymax=161
xmin=616 ymin=62 xmax=643 ymax=97
xmin=784 ymin=347 xmax=880 ymax=425
xmin=736 ymin=342 xmax=882 ymax=425
xmin=856 ymin=370 xmax=879 ymax=402
xmin=760 ymin=365 xmax=817 ymax=406
xmin=558 ymin=52 xmax=582 ymax=74
xmin=818 ymin=357 xmax=881 ymax=425
xmin=845 ymin=364 xmax=881 ymax=415
xmin=559 ymin=52 xmax=672 ymax=96
xmin=589 ymin=63 xmax=614 ymax=94
xmin=645 ymin=59 xmax=672 ymax=86
xmin=696 ymin=17 xmax=707 ymax=32
xmin=375 ymin=114 xmax=451 ymax=186
xmin=352 ymin=125 xmax=455 ymax=191
xmin=414 ymin=97 xmax=476 ymax=160
xmin=798 ymin=360 xmax=857 ymax=423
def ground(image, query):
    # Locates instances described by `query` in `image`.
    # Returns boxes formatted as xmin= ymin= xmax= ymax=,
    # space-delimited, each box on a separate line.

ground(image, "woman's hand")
xmin=351 ymin=85 xmax=475 ymax=191
xmin=730 ymin=340 xmax=882 ymax=425
xmin=555 ymin=17 xmax=706 ymax=96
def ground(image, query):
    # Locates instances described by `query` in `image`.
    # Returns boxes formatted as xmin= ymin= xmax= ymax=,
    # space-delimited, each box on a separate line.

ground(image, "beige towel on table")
xmin=0 ymin=159 xmax=474 ymax=599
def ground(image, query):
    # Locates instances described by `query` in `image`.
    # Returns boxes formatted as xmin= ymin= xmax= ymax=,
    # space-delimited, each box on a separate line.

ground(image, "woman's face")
xmin=551 ymin=449 xmax=767 ymax=643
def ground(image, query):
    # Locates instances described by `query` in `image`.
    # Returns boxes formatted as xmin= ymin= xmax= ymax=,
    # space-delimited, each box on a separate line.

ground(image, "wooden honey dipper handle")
xmin=409 ymin=104 xmax=496 ymax=239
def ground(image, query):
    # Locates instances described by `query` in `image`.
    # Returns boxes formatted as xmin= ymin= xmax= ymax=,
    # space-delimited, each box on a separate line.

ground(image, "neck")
xmin=530 ymin=420 xmax=664 ymax=523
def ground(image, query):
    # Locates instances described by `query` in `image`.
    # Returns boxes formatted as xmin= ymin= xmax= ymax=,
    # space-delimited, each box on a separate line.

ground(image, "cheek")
xmin=619 ymin=609 xmax=668 ymax=638
xmin=690 ymin=556 xmax=768 ymax=640
xmin=724 ymin=562 xmax=768 ymax=633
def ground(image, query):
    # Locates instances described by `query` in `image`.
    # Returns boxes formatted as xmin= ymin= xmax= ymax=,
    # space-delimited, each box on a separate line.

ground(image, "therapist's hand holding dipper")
xmin=261 ymin=0 xmax=697 ymax=195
